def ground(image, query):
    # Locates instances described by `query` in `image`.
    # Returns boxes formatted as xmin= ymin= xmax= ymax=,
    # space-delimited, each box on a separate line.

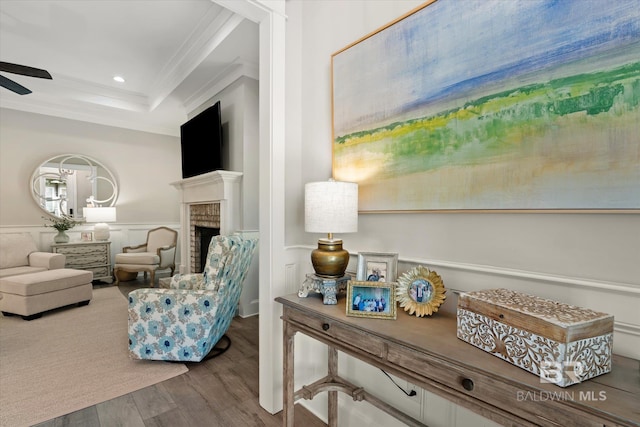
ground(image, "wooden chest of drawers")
xmin=51 ymin=241 xmax=112 ymax=282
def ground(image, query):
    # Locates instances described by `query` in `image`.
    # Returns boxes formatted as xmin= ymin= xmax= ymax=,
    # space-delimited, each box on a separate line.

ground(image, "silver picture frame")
xmin=356 ymin=252 xmax=398 ymax=283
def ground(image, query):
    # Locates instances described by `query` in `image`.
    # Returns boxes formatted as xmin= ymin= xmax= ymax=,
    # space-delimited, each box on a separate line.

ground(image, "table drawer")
xmin=286 ymin=307 xmax=387 ymax=358
xmin=55 ymin=244 xmax=109 ymax=255
xmin=386 ymin=345 xmax=607 ymax=427
xmin=65 ymin=254 xmax=109 ymax=268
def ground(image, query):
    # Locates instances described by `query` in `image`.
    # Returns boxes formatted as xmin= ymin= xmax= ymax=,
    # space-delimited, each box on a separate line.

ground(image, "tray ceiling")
xmin=0 ymin=0 xmax=258 ymax=136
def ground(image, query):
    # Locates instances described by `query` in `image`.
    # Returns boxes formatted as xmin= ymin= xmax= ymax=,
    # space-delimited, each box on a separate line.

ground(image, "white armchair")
xmin=113 ymin=227 xmax=177 ymax=286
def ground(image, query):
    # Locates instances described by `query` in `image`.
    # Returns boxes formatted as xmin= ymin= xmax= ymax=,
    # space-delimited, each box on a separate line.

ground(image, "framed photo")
xmin=396 ymin=266 xmax=446 ymax=317
xmin=346 ymin=280 xmax=396 ymax=320
xmin=80 ymin=231 xmax=93 ymax=242
xmin=332 ymin=1 xmax=640 ymax=212
xmin=356 ymin=252 xmax=398 ymax=282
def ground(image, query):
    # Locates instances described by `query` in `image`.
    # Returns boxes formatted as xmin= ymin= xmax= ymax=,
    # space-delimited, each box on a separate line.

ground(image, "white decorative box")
xmin=457 ymin=288 xmax=614 ymax=387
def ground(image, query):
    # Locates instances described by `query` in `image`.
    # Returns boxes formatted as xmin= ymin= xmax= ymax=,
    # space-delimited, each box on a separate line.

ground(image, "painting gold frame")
xmin=346 ymin=280 xmax=396 ymax=320
xmin=331 ymin=0 xmax=640 ymax=213
xmin=396 ymin=266 xmax=446 ymax=317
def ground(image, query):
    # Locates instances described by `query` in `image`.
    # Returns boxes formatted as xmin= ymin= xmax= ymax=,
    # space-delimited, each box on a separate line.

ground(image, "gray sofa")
xmin=0 ymin=233 xmax=93 ymax=320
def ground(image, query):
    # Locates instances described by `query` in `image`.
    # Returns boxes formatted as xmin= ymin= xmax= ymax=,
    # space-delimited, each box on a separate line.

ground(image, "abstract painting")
xmin=332 ymin=0 xmax=640 ymax=212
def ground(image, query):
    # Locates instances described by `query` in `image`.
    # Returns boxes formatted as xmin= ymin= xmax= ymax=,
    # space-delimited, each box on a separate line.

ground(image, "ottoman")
xmin=0 ymin=269 xmax=93 ymax=320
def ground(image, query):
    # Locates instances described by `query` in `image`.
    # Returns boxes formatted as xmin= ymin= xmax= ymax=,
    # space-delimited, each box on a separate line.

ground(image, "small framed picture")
xmin=346 ymin=280 xmax=396 ymax=320
xmin=356 ymin=252 xmax=398 ymax=282
xmin=81 ymin=231 xmax=93 ymax=242
xmin=396 ymin=265 xmax=446 ymax=317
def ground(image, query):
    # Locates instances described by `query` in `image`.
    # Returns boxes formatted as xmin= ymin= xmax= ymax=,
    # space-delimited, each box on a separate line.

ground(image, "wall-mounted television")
xmin=180 ymin=101 xmax=223 ymax=179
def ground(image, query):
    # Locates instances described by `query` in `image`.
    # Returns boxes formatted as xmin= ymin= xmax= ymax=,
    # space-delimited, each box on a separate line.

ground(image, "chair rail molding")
xmin=0 ymin=224 xmax=180 ymax=276
xmin=287 ymin=244 xmax=640 ymax=296
xmin=285 ymin=244 xmax=640 ymax=359
xmin=399 ymin=256 xmax=640 ymax=296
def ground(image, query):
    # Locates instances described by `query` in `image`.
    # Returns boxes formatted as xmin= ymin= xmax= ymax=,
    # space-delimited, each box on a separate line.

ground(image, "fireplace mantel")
xmin=170 ymin=170 xmax=243 ymax=274
xmin=170 ymin=170 xmax=243 ymax=203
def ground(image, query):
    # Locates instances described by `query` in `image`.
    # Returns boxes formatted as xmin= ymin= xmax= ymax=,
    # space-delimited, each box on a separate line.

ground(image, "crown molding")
xmin=148 ymin=7 xmax=244 ymax=111
xmin=184 ymin=58 xmax=258 ymax=113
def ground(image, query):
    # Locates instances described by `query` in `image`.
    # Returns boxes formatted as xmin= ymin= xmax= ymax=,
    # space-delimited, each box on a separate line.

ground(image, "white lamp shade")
xmin=85 ymin=207 xmax=117 ymax=241
xmin=305 ymin=180 xmax=358 ymax=234
xmin=84 ymin=207 xmax=117 ymax=223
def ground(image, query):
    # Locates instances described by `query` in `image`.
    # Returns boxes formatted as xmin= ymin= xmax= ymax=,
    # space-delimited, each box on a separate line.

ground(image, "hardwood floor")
xmin=34 ymin=276 xmax=326 ymax=427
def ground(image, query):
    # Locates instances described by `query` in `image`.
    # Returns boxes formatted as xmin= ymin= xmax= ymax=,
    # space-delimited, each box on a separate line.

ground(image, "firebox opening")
xmin=195 ymin=226 xmax=220 ymax=273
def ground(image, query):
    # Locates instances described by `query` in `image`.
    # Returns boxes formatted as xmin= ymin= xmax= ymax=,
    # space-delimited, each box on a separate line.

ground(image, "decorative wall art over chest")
xmin=331 ymin=0 xmax=640 ymax=212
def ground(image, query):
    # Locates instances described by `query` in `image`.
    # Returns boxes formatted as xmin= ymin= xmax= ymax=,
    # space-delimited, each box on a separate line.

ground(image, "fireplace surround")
xmin=193 ymin=224 xmax=220 ymax=273
xmin=170 ymin=171 xmax=242 ymax=275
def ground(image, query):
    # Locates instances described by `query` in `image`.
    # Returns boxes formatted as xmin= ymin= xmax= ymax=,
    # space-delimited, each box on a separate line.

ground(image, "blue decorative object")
xmin=298 ymin=273 xmax=350 ymax=305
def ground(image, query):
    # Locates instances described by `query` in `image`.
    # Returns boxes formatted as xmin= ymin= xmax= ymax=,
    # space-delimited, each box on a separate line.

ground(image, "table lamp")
xmin=84 ymin=206 xmax=116 ymax=241
xmin=305 ymin=180 xmax=358 ymax=278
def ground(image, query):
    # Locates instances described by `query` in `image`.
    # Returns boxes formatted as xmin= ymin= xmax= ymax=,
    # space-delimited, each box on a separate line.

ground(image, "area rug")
xmin=0 ymin=286 xmax=188 ymax=427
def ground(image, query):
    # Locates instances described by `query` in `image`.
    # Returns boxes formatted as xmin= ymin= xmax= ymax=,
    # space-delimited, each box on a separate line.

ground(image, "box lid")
xmin=458 ymin=288 xmax=614 ymax=342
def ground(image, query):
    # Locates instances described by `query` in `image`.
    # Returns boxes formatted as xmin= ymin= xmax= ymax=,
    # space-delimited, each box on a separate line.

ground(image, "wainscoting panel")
xmin=0 ymin=223 xmax=181 ymax=282
xmin=284 ymin=245 xmax=639 ymax=426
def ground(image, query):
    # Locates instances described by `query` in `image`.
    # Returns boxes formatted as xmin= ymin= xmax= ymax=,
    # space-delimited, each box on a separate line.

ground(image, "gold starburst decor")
xmin=396 ymin=266 xmax=446 ymax=317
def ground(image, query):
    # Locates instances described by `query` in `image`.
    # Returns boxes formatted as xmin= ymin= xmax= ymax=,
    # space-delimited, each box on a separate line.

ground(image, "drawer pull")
xmin=461 ymin=378 xmax=474 ymax=391
xmin=322 ymin=323 xmax=330 ymax=331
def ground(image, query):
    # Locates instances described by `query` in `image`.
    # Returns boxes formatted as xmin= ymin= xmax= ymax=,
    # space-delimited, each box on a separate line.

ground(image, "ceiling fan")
xmin=0 ymin=61 xmax=52 ymax=95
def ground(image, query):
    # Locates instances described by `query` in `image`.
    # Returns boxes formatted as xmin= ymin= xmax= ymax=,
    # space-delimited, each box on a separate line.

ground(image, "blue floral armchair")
xmin=127 ymin=234 xmax=257 ymax=362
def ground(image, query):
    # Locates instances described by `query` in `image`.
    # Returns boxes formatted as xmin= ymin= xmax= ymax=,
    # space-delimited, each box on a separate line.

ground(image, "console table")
xmin=276 ymin=293 xmax=640 ymax=427
xmin=51 ymin=241 xmax=112 ymax=282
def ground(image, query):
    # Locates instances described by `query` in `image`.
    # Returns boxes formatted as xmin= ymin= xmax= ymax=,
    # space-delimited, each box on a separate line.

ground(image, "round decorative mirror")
xmin=30 ymin=154 xmax=118 ymax=220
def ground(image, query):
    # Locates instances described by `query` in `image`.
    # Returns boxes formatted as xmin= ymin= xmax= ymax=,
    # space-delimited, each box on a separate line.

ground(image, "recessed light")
xmin=113 ymin=75 xmax=125 ymax=83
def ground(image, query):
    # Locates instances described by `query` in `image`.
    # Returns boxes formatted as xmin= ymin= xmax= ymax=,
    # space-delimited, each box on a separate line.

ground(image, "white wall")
xmin=282 ymin=1 xmax=640 ymax=426
xmin=0 ymin=107 xmax=183 ymax=267
xmin=240 ymin=78 xmax=260 ymax=231
xmin=190 ymin=76 xmax=260 ymax=316
xmin=237 ymin=78 xmax=260 ymax=316
xmin=0 ymin=108 xmax=182 ymax=226
xmin=191 ymin=76 xmax=260 ymax=231
xmin=0 ymin=92 xmax=259 ymax=286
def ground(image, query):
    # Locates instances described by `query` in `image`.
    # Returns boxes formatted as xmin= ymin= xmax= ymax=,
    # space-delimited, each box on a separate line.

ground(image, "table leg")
xmin=328 ymin=346 xmax=338 ymax=427
xmin=283 ymin=322 xmax=296 ymax=427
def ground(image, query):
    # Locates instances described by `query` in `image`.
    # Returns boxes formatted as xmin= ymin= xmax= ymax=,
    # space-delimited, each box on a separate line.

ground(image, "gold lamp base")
xmin=311 ymin=239 xmax=349 ymax=278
